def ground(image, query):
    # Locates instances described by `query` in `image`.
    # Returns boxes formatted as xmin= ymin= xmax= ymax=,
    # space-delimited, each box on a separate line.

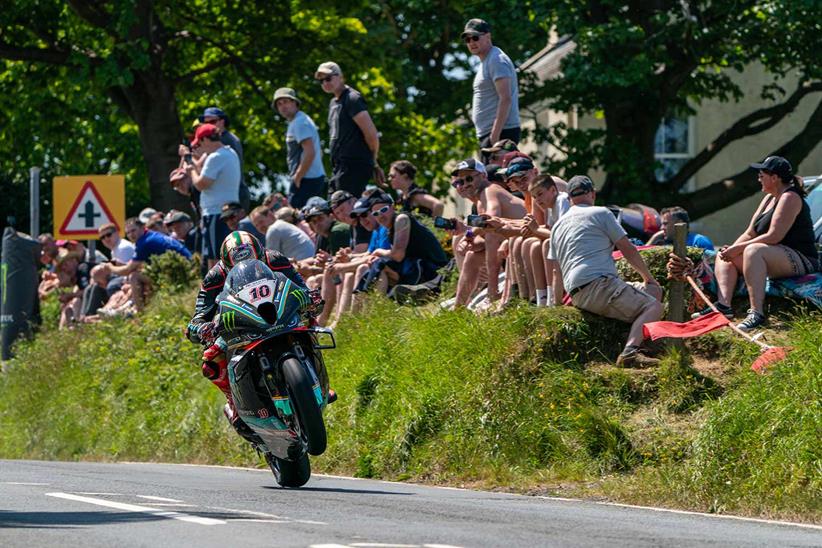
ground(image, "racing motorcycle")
xmin=215 ymin=259 xmax=335 ymax=488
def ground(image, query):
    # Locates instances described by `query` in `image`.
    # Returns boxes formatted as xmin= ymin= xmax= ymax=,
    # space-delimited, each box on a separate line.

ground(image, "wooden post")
xmin=668 ymin=222 xmax=688 ymax=323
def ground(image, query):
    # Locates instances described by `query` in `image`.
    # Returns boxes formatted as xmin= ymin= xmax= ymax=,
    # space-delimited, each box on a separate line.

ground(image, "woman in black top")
xmin=388 ymin=160 xmax=444 ymax=217
xmin=709 ymin=156 xmax=818 ymax=331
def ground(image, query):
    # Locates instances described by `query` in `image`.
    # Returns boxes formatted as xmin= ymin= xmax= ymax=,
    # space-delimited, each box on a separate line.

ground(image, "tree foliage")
xmin=2 ymin=1 xmax=819 ymax=231
xmin=527 ymin=0 xmax=821 ymax=217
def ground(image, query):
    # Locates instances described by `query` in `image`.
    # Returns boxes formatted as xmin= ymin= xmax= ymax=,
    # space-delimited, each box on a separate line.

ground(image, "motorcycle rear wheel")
xmin=282 ymin=357 xmax=327 ymax=456
xmin=266 ymin=453 xmax=311 ymax=488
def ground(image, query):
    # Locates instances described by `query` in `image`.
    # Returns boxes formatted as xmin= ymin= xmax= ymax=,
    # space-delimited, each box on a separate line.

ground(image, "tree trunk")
xmin=116 ymin=71 xmax=189 ymax=215
xmin=600 ymin=101 xmax=661 ymax=204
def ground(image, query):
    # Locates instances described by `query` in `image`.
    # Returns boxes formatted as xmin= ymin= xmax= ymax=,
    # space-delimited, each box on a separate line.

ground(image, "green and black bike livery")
xmin=216 ymin=259 xmax=334 ymax=488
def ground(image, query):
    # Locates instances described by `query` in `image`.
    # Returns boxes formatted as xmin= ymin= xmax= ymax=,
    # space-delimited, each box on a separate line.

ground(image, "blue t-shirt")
xmin=687 ymin=232 xmax=714 ymax=251
xmin=367 ymin=225 xmax=391 ymax=253
xmin=200 ymin=146 xmax=241 ymax=215
xmin=286 ymin=111 xmax=325 ymax=179
xmin=134 ymin=230 xmax=192 ymax=262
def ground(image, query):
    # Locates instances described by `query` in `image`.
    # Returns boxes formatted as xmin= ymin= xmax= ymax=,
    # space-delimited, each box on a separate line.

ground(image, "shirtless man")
xmin=452 ymin=158 xmax=526 ymax=303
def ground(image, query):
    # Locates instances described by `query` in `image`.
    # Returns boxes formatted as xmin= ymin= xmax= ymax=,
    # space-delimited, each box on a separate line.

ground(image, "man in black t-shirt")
xmin=315 ymin=62 xmax=385 ymax=196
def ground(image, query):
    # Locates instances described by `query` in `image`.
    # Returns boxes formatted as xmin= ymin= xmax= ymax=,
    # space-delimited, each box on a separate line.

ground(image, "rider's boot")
xmin=201 ymin=343 xmax=262 ymax=446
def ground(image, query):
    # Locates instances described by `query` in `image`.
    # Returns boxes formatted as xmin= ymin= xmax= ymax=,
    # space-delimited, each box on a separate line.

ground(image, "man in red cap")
xmin=184 ymin=123 xmax=241 ymax=268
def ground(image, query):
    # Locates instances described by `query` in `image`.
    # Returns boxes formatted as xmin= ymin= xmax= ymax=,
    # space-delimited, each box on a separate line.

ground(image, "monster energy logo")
xmin=221 ymin=311 xmax=236 ymax=332
xmin=292 ymin=288 xmax=309 ymax=308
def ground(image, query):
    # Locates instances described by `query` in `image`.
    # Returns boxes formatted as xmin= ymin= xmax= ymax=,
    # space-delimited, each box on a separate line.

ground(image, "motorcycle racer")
xmin=185 ymin=231 xmax=321 ymax=445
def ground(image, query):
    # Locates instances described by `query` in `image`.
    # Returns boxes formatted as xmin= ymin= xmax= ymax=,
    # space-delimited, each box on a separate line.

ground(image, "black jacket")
xmin=186 ymin=250 xmax=304 ymax=344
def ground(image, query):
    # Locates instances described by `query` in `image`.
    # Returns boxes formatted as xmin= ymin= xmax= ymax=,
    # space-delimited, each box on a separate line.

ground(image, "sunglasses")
xmin=203 ymin=117 xmax=220 ymax=124
xmin=464 ymin=34 xmax=485 ymax=43
xmin=452 ymin=175 xmax=475 ymax=188
xmin=100 ymin=231 xmax=115 ymax=239
xmin=371 ymin=205 xmax=391 ymax=217
xmin=317 ymin=75 xmax=336 ymax=83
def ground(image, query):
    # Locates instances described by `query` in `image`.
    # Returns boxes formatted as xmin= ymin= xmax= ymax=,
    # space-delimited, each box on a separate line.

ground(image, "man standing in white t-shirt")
xmin=184 ymin=123 xmax=241 ymax=268
xmin=273 ymin=87 xmax=327 ymax=209
xmin=463 ymin=18 xmax=520 ymax=149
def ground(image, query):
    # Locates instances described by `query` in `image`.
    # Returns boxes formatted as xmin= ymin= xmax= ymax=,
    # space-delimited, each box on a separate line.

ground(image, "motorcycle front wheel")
xmin=282 ymin=357 xmax=327 ymax=456
xmin=266 ymin=452 xmax=311 ymax=488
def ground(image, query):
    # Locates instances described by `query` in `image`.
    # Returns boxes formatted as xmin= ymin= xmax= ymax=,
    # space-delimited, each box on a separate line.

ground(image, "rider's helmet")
xmin=219 ymin=231 xmax=265 ymax=268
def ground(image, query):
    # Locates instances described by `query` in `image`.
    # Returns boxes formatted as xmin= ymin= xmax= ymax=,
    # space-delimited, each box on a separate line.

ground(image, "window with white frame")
xmin=654 ymin=116 xmax=694 ymax=188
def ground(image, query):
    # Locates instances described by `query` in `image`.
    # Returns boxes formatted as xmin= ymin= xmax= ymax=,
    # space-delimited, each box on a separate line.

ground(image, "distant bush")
xmin=143 ymin=251 xmax=199 ymax=294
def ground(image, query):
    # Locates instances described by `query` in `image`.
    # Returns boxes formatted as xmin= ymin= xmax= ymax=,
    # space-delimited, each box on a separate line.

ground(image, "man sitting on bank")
xmin=549 ymin=176 xmax=663 ymax=367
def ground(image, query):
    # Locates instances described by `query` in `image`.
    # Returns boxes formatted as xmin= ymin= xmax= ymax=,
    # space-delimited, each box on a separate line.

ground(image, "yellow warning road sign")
xmin=53 ymin=176 xmax=125 ymax=240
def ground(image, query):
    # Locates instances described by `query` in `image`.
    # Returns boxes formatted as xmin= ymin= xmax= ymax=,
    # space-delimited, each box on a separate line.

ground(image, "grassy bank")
xmin=0 ymin=263 xmax=819 ymax=522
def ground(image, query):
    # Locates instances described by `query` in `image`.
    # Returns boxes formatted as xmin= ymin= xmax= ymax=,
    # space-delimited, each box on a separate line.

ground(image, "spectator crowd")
xmin=32 ymin=18 xmax=818 ymax=368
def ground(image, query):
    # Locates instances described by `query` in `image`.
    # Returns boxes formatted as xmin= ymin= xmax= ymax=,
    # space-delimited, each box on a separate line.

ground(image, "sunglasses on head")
xmin=371 ymin=205 xmax=391 ymax=217
xmin=464 ymin=34 xmax=484 ymax=43
xmin=452 ymin=175 xmax=475 ymax=188
xmin=317 ymin=75 xmax=335 ymax=83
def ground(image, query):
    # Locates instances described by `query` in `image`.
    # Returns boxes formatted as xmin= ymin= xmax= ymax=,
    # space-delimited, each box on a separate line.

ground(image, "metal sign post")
xmin=30 ymin=167 xmax=41 ymax=237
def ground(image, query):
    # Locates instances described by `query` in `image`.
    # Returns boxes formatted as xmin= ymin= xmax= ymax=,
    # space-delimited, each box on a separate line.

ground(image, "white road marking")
xmin=3 ymin=482 xmax=50 ymax=486
xmin=136 ymin=495 xmax=184 ymax=502
xmin=206 ymin=504 xmax=328 ymax=526
xmin=228 ymin=518 xmax=291 ymax=523
xmin=122 ymin=462 xmax=822 ymax=530
xmin=46 ymin=492 xmax=225 ymax=526
xmin=351 ymin=544 xmax=419 ymax=547
xmin=75 ymin=492 xmax=123 ymax=496
xmin=138 ymin=503 xmax=196 ymax=507
xmin=534 ymin=496 xmax=822 ymax=531
xmin=310 ymin=545 xmax=464 ymax=548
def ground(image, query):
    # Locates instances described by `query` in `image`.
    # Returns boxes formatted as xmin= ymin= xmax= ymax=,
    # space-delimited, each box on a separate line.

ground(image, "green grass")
xmin=0 ymin=252 xmax=819 ymax=523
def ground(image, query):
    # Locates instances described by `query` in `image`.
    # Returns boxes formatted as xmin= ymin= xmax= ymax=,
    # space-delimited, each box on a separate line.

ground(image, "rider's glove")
xmin=197 ymin=321 xmax=218 ymax=345
xmin=306 ymin=288 xmax=324 ymax=317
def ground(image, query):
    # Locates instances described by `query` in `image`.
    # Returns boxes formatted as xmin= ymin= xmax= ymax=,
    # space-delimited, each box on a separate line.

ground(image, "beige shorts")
xmin=572 ymin=276 xmax=658 ymax=323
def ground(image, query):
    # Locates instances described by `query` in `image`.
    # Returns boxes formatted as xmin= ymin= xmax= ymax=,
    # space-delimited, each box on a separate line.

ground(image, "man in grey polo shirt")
xmin=462 ymin=18 xmax=521 ymax=149
xmin=549 ymin=176 xmax=663 ymax=367
xmin=273 ymin=87 xmax=327 ymax=209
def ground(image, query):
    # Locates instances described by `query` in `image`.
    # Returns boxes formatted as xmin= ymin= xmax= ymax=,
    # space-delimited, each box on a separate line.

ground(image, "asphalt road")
xmin=1 ymin=460 xmax=819 ymax=547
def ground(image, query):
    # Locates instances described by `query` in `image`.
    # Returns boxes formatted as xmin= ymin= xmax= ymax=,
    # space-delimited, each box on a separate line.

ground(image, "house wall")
xmin=690 ymin=66 xmax=821 ymax=244
xmin=520 ymin=65 xmax=821 ymax=245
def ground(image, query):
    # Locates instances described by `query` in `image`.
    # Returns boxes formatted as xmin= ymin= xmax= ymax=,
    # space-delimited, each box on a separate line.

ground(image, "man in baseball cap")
xmin=192 ymin=105 xmax=248 ymax=211
xmin=316 ymin=61 xmax=385 ymax=197
xmin=462 ymin=18 xmax=521 ymax=151
xmin=272 ymin=86 xmax=327 ymax=209
xmin=481 ymin=138 xmax=519 ymax=164
xmin=566 ymin=175 xmax=595 ymax=197
xmin=548 ymin=174 xmax=663 ymax=367
xmin=450 ymin=158 xmax=486 ymax=176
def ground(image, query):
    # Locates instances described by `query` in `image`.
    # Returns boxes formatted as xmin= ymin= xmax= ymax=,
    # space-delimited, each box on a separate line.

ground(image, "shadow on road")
xmin=0 ymin=510 xmax=166 ymax=529
xmin=264 ymin=486 xmax=414 ymax=496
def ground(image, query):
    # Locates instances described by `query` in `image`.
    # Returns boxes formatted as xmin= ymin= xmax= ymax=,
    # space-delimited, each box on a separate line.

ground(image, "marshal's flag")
xmin=642 ymin=311 xmax=730 ymax=341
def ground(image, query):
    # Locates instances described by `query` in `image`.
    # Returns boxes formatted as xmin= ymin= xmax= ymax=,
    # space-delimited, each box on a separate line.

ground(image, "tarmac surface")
xmin=1 ymin=460 xmax=820 ymax=547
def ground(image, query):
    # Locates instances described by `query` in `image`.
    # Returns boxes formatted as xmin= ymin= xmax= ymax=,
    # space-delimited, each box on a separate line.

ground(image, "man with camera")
xmin=451 ymin=158 xmax=526 ymax=304
xmin=183 ymin=123 xmax=241 ymax=268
